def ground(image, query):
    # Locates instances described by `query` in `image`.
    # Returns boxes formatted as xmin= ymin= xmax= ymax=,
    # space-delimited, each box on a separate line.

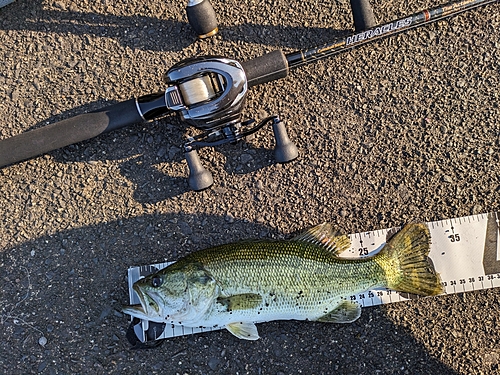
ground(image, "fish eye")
xmin=151 ymin=277 xmax=163 ymax=288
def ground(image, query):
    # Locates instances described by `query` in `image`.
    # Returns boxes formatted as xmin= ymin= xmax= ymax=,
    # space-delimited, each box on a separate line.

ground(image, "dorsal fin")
xmin=292 ymin=223 xmax=351 ymax=256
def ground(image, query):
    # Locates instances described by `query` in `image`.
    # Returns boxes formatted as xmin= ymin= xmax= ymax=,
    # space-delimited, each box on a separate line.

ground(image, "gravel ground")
xmin=1 ymin=0 xmax=499 ymax=374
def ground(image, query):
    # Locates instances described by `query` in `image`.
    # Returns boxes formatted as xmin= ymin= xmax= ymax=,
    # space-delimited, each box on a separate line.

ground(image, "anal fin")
xmin=317 ymin=300 xmax=362 ymax=323
xmin=226 ymin=322 xmax=260 ymax=340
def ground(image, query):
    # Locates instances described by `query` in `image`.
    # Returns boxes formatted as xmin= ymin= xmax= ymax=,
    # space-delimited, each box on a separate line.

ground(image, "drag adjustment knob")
xmin=272 ymin=117 xmax=298 ymax=163
xmin=185 ymin=149 xmax=214 ymax=191
xmin=186 ymin=0 xmax=219 ymax=39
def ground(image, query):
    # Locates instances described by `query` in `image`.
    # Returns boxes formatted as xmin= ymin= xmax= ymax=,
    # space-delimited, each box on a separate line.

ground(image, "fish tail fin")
xmin=377 ymin=223 xmax=443 ymax=296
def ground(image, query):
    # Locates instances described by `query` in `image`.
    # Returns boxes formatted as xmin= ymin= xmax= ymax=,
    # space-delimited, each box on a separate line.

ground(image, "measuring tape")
xmin=127 ymin=212 xmax=500 ymax=343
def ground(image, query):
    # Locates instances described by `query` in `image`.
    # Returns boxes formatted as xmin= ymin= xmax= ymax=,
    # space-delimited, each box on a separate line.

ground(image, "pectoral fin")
xmin=217 ymin=293 xmax=262 ymax=311
xmin=317 ymin=300 xmax=362 ymax=323
xmin=226 ymin=322 xmax=260 ymax=340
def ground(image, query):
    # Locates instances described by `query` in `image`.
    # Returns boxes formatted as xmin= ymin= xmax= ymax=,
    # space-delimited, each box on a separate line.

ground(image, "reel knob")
xmin=185 ymin=149 xmax=213 ymax=191
xmin=272 ymin=117 xmax=298 ymax=163
xmin=186 ymin=0 xmax=219 ymax=39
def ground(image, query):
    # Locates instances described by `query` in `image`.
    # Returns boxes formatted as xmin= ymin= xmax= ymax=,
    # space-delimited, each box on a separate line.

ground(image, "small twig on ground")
xmin=0 ymin=266 xmax=44 ymax=336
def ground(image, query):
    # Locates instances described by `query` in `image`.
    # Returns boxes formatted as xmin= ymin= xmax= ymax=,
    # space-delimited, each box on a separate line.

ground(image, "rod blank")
xmin=0 ymin=99 xmax=143 ymax=167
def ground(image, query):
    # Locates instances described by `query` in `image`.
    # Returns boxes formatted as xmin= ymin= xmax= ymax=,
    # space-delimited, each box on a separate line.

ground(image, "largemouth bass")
xmin=123 ymin=222 xmax=443 ymax=340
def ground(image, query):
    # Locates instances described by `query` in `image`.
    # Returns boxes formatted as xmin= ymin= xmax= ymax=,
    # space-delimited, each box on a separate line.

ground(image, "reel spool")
xmin=178 ymin=76 xmax=218 ymax=105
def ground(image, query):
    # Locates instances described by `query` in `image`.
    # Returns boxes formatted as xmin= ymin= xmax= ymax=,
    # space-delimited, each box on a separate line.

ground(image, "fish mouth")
xmin=122 ymin=303 xmax=147 ymax=318
xmin=126 ymin=284 xmax=161 ymax=318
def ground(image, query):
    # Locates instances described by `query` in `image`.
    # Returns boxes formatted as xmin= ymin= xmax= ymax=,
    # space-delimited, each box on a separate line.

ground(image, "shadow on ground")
xmin=0 ymin=212 xmax=458 ymax=374
xmin=1 ymin=1 xmax=349 ymax=51
xmin=3 ymin=100 xmax=279 ymax=202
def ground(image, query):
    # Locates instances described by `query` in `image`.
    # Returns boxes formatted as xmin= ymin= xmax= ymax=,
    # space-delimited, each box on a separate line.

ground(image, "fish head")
xmin=123 ymin=262 xmax=218 ymax=324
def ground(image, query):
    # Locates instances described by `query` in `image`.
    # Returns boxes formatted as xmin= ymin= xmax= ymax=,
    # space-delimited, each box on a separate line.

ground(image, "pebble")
xmin=240 ymin=153 xmax=253 ymax=164
xmin=37 ymin=361 xmax=47 ymax=373
xmin=38 ymin=336 xmax=47 ymax=347
xmin=169 ymin=146 xmax=181 ymax=159
xmin=157 ymin=146 xmax=167 ymax=158
xmin=208 ymin=357 xmax=220 ymax=371
xmin=178 ymin=221 xmax=193 ymax=235
xmin=442 ymin=175 xmax=453 ymax=183
xmin=11 ymin=89 xmax=19 ymax=101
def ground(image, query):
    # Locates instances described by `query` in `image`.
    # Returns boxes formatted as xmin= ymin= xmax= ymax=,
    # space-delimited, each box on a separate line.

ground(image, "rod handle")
xmin=350 ymin=0 xmax=377 ymax=31
xmin=0 ymin=99 xmax=143 ymax=168
xmin=241 ymin=50 xmax=289 ymax=88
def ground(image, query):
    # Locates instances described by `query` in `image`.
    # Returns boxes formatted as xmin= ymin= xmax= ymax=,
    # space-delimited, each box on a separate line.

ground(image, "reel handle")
xmin=185 ymin=149 xmax=214 ymax=191
xmin=272 ymin=118 xmax=298 ymax=163
xmin=0 ymin=99 xmax=143 ymax=168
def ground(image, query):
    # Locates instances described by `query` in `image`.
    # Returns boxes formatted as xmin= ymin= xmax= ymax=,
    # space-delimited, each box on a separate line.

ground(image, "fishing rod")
xmin=0 ymin=0 xmax=497 ymax=191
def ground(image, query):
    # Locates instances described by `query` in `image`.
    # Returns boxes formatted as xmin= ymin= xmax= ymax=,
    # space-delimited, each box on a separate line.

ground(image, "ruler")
xmin=127 ymin=212 xmax=500 ymax=343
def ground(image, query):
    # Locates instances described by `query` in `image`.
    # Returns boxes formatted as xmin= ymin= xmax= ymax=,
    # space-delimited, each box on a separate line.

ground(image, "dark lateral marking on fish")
xmin=217 ymin=293 xmax=262 ymax=311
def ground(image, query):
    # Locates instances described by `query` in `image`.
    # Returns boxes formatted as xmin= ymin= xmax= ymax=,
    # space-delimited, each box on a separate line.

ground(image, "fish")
xmin=123 ymin=222 xmax=443 ymax=340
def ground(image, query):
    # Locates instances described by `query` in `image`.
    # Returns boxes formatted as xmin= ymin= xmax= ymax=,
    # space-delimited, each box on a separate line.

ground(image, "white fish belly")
xmin=187 ymin=294 xmax=346 ymax=329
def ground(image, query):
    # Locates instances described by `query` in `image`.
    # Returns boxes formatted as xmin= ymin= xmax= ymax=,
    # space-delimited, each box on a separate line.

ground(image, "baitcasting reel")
xmin=0 ymin=52 xmax=297 ymax=191
xmin=136 ymin=56 xmax=298 ymax=191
